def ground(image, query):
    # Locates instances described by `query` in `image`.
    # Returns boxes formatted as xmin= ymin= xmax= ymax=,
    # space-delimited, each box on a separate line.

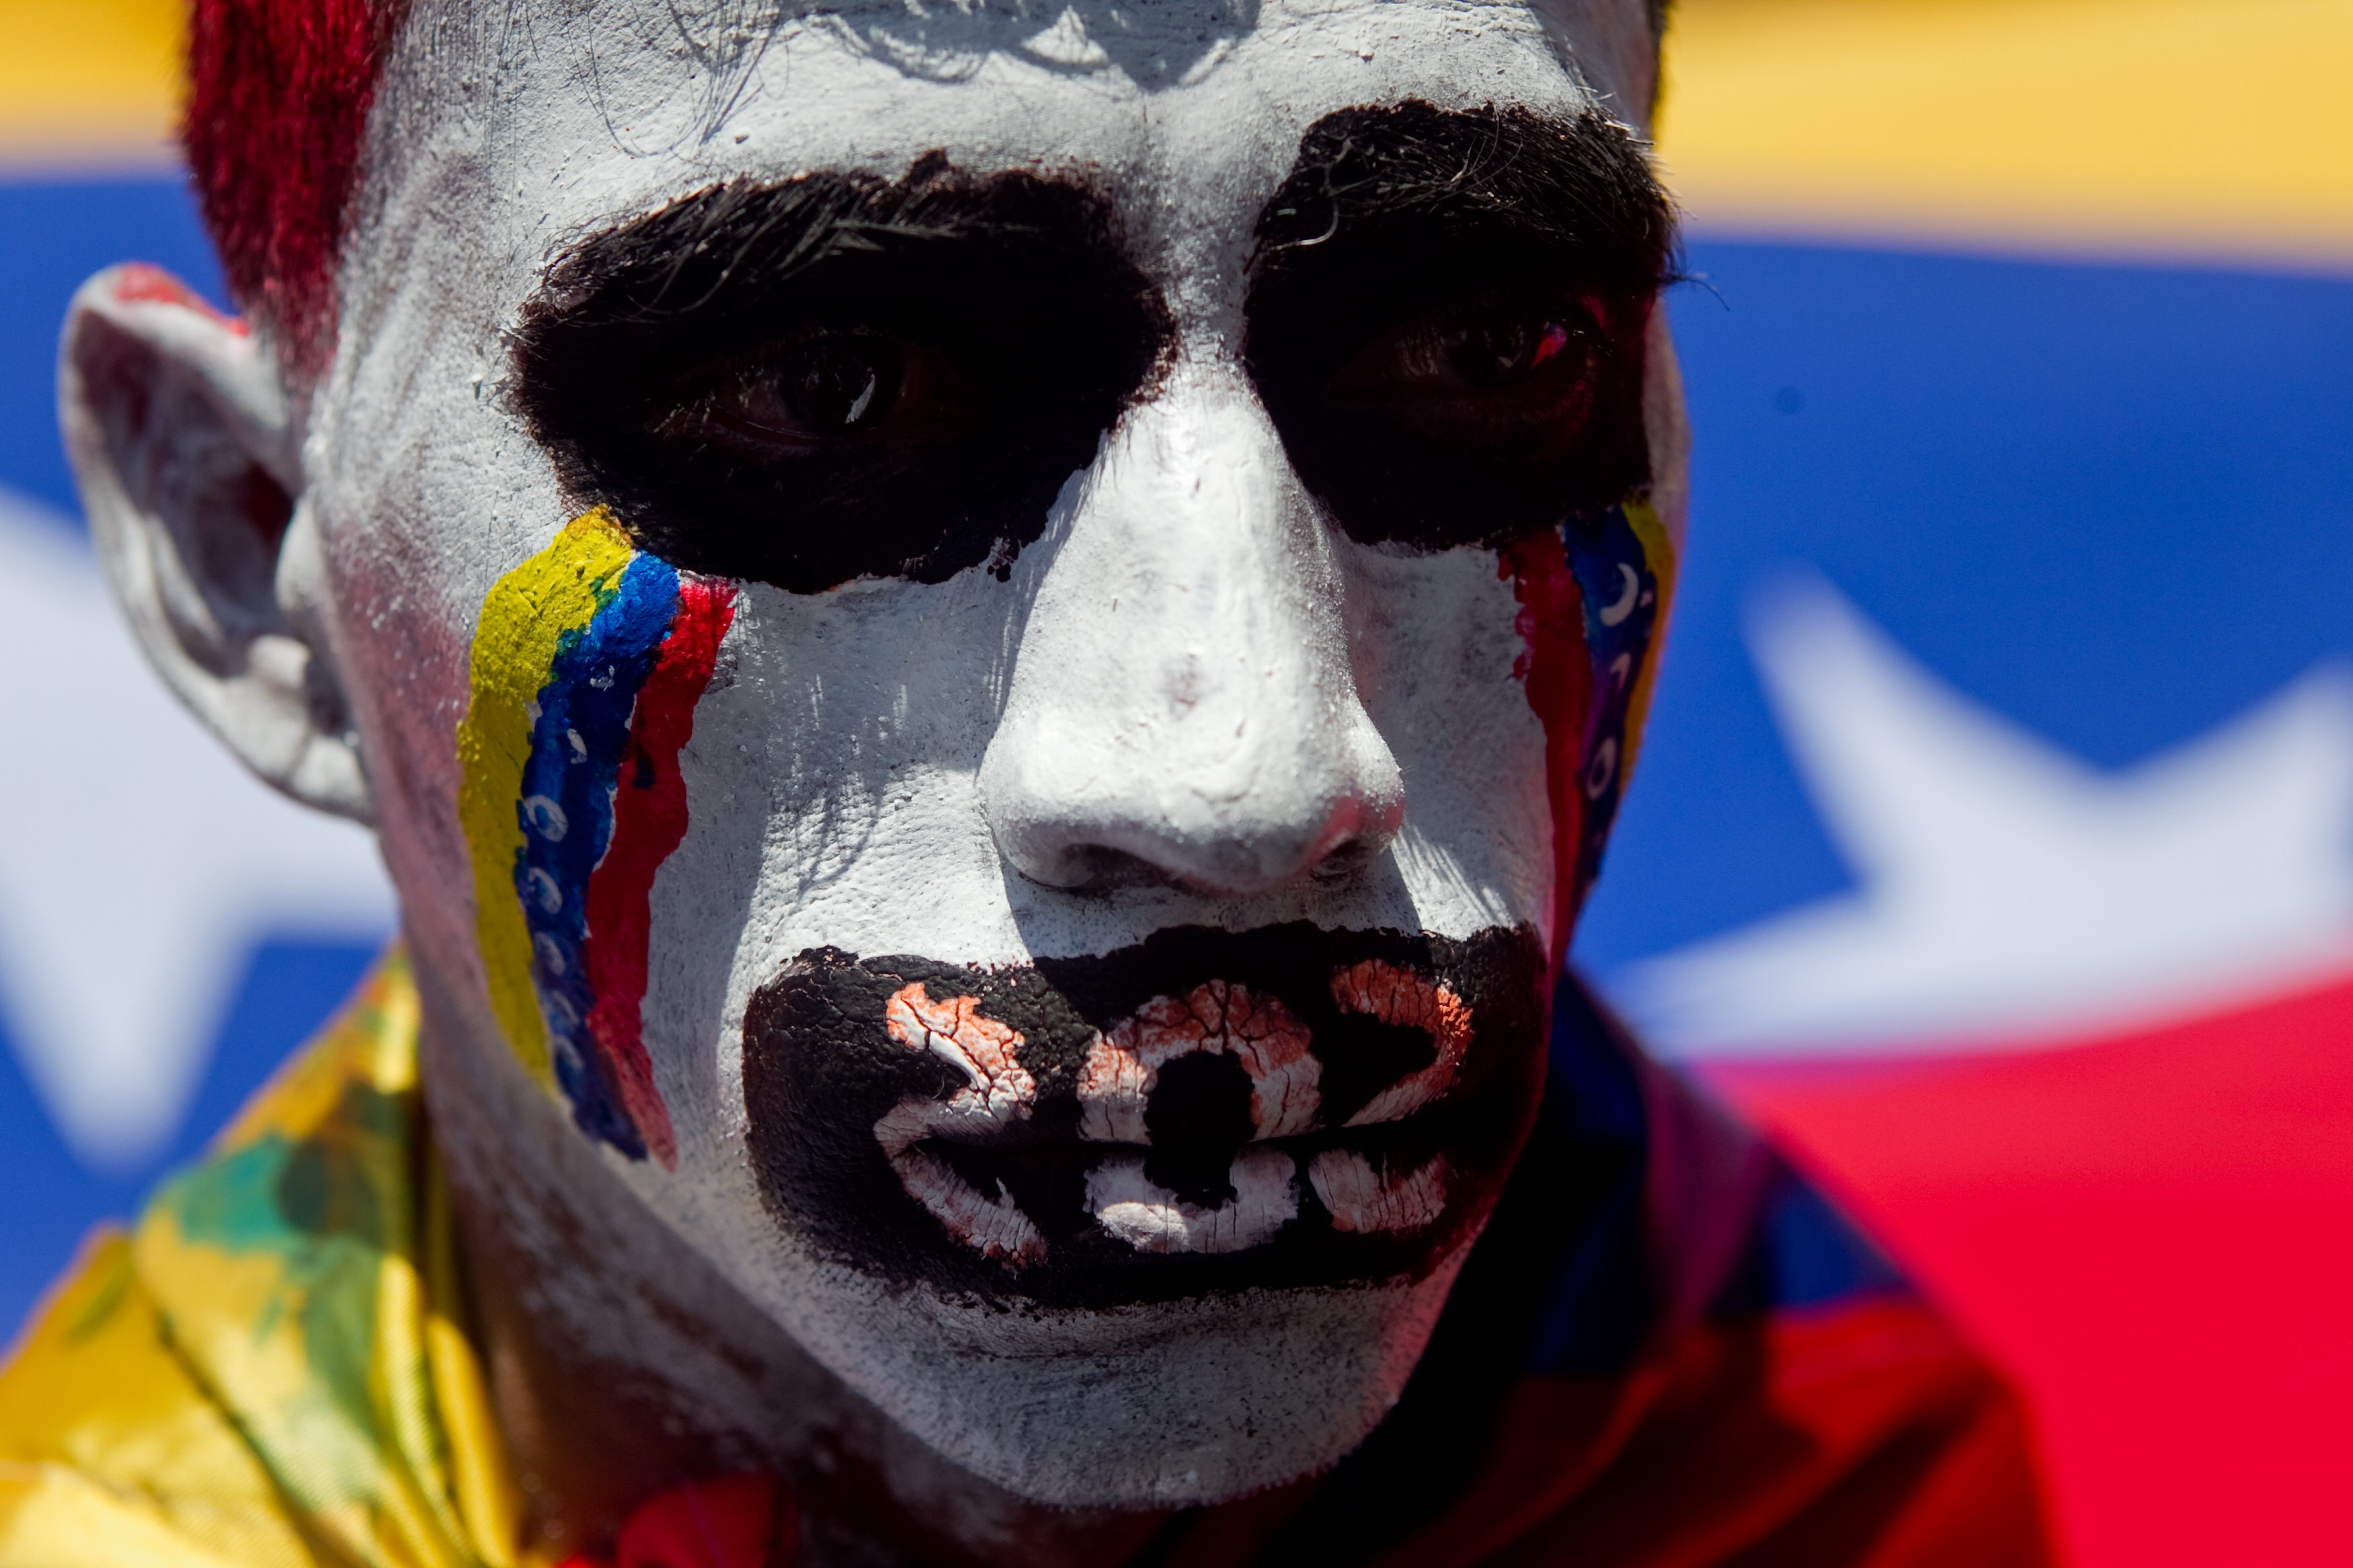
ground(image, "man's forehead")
xmin=459 ymin=0 xmax=1633 ymax=259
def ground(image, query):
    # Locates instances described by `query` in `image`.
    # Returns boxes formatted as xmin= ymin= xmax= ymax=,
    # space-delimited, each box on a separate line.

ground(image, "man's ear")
xmin=58 ymin=263 xmax=372 ymax=823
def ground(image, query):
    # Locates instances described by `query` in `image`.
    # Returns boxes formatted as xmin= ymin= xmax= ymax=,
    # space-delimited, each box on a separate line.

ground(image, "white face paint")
xmin=306 ymin=0 xmax=1684 ymax=1508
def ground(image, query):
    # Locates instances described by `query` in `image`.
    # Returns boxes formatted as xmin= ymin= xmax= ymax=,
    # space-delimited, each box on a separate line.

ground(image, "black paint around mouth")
xmin=740 ymin=922 xmax=1549 ymax=1309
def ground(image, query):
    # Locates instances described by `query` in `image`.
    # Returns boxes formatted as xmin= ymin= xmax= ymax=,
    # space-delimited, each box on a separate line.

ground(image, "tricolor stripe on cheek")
xmin=456 ymin=509 xmax=738 ymax=1165
xmin=1503 ymin=499 xmax=1675 ymax=966
xmin=1609 ymin=500 xmax=1678 ymax=782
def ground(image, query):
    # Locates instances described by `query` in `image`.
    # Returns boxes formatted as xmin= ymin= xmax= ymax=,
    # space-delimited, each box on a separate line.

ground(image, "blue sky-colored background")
xmin=1585 ymin=243 xmax=2353 ymax=963
xmin=0 ymin=179 xmax=376 ymax=1328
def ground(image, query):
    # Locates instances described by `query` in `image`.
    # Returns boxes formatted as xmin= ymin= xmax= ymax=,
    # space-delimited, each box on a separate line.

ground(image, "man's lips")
xmin=876 ymin=966 xmax=1472 ymax=1267
xmin=740 ymin=921 xmax=1550 ymax=1307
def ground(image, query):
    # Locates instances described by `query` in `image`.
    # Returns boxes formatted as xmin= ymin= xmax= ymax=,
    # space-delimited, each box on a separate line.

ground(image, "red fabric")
xmin=1159 ymin=1297 xmax=2047 ymax=1567
xmin=182 ymin=0 xmax=409 ymax=378
xmin=559 ymin=1472 xmax=798 ymax=1568
xmin=1704 ymin=968 xmax=2353 ymax=1568
xmin=1382 ymin=1300 xmax=2046 ymax=1567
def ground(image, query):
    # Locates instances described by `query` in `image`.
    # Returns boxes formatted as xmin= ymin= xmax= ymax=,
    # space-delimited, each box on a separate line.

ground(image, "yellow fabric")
xmin=1657 ymin=0 xmax=2353 ymax=267
xmin=0 ymin=950 xmax=531 ymax=1568
xmin=0 ymin=0 xmax=178 ymax=169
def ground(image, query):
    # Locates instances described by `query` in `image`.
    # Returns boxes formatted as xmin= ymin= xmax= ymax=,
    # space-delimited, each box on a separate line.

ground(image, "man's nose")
xmin=979 ymin=366 xmax=1404 ymax=897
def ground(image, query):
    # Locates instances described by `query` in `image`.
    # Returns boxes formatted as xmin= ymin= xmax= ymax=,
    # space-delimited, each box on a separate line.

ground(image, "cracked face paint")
xmin=742 ymin=923 xmax=1546 ymax=1308
xmin=456 ymin=508 xmax=737 ymax=1166
xmin=318 ymin=0 xmax=1683 ymax=1510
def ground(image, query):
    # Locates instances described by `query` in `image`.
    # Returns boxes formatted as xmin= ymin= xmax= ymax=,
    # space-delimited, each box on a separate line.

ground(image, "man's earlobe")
xmin=58 ymin=263 xmax=372 ymax=823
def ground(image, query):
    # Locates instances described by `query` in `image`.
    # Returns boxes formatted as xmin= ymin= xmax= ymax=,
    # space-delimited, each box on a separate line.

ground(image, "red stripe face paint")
xmin=1503 ymin=528 xmax=1596 ymax=968
xmin=580 ymin=577 xmax=739 ymax=1169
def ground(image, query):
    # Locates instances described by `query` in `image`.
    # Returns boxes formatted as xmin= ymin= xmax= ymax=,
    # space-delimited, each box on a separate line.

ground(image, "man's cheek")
xmin=455 ymin=507 xmax=738 ymax=1167
xmin=1501 ymin=496 xmax=1675 ymax=963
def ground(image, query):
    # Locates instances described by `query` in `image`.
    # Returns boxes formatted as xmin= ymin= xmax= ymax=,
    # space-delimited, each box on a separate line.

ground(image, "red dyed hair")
xmin=182 ymin=0 xmax=411 ymax=379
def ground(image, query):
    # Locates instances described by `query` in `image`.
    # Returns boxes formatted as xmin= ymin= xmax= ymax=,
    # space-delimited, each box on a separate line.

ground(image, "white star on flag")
xmin=0 ymin=487 xmax=394 ymax=1171
xmin=1622 ymin=575 xmax=2353 ymax=1057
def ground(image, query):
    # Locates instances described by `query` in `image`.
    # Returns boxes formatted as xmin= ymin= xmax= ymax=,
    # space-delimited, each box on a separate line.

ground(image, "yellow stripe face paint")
xmin=1618 ymin=495 xmax=1678 ymax=790
xmin=455 ymin=509 xmax=636 ymax=1088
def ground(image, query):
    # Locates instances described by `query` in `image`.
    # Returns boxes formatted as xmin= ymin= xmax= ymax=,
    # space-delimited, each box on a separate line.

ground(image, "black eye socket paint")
xmin=1243 ymin=101 xmax=1677 ymax=550
xmin=512 ymin=157 xmax=1171 ymax=595
xmin=740 ymin=921 xmax=1548 ymax=1311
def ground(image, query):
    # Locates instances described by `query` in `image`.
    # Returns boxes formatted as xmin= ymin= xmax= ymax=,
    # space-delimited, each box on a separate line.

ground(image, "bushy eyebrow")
xmin=1252 ymin=101 xmax=1676 ymax=293
xmin=518 ymin=153 xmax=1130 ymax=335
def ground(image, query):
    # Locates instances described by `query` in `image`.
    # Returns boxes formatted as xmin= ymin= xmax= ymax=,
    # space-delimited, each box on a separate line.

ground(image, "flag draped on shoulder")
xmin=0 ymin=951 xmax=526 ymax=1568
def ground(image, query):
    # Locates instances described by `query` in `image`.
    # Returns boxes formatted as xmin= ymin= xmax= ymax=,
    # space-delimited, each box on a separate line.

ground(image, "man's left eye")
xmin=1242 ymin=280 xmax=1648 ymax=551
xmin=1449 ymin=315 xmax=1583 ymax=387
xmin=1321 ymin=304 xmax=1602 ymax=438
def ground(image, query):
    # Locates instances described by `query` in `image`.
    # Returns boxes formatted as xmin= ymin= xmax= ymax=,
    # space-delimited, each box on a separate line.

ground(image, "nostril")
xmin=1012 ymin=823 xmax=1392 ymax=898
xmin=1308 ymin=835 xmax=1382 ymax=884
xmin=1021 ymin=843 xmax=1186 ymax=895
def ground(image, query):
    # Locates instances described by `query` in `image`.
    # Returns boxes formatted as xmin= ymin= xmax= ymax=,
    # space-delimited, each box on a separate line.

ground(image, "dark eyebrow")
xmin=516 ymin=153 xmax=1131 ymax=349
xmin=1251 ymin=100 xmax=1676 ymax=294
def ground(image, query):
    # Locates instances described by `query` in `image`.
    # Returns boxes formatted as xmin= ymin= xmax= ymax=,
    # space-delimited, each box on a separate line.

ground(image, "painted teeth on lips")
xmin=877 ymin=962 xmax=1470 ymax=1266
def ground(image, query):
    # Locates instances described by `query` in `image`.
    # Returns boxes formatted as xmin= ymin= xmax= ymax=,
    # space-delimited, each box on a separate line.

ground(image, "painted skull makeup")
xmin=740 ymin=924 xmax=1548 ymax=1304
xmin=87 ymin=0 xmax=1687 ymax=1516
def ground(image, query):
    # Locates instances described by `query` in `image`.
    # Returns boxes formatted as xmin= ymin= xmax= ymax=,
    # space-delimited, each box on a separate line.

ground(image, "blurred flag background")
xmin=3 ymin=0 xmax=2351 ymax=1561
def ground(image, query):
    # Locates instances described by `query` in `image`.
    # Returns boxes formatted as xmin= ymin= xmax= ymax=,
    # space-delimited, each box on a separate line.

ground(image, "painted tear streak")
xmin=1308 ymin=1149 xmax=1451 ymax=1235
xmin=1084 ymin=1147 xmax=1300 ymax=1255
xmin=1076 ymin=981 xmax=1320 ymax=1145
xmin=1331 ymin=960 xmax=1472 ymax=1127
xmin=873 ymin=984 xmax=1047 ymax=1266
xmin=518 ymin=547 xmax=677 ymax=1160
xmin=1567 ymin=500 xmax=1671 ymax=897
xmin=1502 ymin=528 xmax=1593 ymax=966
xmin=1502 ymin=498 xmax=1675 ymax=960
xmin=456 ymin=508 xmax=736 ymax=1165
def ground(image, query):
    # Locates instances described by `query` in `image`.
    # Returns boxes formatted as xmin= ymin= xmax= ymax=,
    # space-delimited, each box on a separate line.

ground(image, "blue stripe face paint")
xmin=513 ymin=551 xmax=682 ymax=1156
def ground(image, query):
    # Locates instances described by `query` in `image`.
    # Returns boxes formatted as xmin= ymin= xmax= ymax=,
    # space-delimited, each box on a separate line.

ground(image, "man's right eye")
xmin=654 ymin=327 xmax=982 ymax=459
xmin=510 ymin=171 xmax=1169 ymax=596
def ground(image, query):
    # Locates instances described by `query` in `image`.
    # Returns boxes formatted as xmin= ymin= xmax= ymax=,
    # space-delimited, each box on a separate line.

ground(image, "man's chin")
xmin=766 ymin=1241 xmax=1475 ymax=1508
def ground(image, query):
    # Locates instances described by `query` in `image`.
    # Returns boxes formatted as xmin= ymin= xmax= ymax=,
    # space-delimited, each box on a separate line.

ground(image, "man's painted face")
xmin=326 ymin=0 xmax=1679 ymax=1508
